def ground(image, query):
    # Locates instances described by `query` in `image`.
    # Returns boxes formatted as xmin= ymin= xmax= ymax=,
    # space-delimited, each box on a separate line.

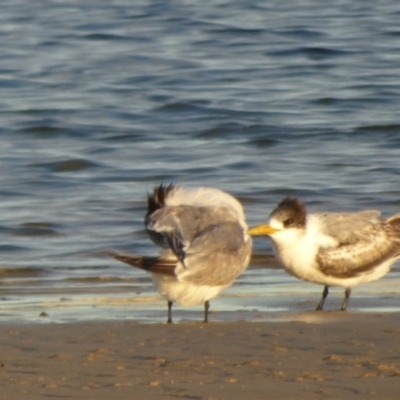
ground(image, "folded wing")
xmin=316 ymin=211 xmax=400 ymax=278
xmin=146 ymin=204 xmax=251 ymax=286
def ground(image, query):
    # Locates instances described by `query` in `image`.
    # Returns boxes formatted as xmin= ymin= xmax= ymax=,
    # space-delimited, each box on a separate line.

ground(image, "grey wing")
xmin=176 ymin=222 xmax=252 ymax=286
xmin=315 ymin=210 xmax=382 ymax=244
xmin=316 ymin=213 xmax=400 ymax=278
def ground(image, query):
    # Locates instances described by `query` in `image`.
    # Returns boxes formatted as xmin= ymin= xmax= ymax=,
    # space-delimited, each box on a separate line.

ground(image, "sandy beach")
xmin=1 ymin=312 xmax=400 ymax=399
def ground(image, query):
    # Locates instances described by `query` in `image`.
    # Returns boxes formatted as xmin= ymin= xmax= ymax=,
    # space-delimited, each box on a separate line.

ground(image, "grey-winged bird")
xmin=109 ymin=184 xmax=252 ymax=323
xmin=249 ymin=197 xmax=400 ymax=311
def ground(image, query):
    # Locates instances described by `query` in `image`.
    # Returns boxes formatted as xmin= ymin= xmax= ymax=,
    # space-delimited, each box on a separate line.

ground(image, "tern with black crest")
xmin=109 ymin=184 xmax=252 ymax=323
xmin=249 ymin=197 xmax=400 ymax=310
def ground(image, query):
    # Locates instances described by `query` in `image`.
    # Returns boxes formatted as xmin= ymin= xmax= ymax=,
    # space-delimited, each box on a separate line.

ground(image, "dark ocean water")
xmin=1 ymin=0 xmax=400 ymax=323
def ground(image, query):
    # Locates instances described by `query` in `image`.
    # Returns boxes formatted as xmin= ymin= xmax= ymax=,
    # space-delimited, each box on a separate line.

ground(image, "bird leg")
xmin=167 ymin=301 xmax=173 ymax=324
xmin=340 ymin=288 xmax=351 ymax=311
xmin=316 ymin=285 xmax=329 ymax=311
xmin=203 ymin=300 xmax=210 ymax=323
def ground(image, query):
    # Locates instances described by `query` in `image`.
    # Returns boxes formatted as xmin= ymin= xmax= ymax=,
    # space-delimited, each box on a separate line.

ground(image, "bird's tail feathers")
xmin=107 ymin=251 xmax=157 ymax=269
xmin=108 ymin=250 xmax=177 ymax=277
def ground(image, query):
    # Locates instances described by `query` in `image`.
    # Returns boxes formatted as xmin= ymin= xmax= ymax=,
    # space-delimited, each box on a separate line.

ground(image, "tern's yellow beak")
xmin=248 ymin=223 xmax=280 ymax=236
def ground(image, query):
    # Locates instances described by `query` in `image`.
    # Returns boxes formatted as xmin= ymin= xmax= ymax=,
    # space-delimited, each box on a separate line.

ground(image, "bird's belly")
xmin=151 ymin=274 xmax=226 ymax=306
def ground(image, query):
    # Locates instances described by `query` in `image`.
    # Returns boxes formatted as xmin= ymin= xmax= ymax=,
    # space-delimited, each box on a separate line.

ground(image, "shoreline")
xmin=1 ymin=312 xmax=400 ymax=399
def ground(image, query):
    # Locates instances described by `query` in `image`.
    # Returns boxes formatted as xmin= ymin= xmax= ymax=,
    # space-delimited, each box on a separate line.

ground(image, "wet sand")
xmin=1 ymin=312 xmax=400 ymax=400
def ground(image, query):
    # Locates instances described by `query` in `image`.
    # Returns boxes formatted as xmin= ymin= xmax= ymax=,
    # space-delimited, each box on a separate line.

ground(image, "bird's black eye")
xmin=284 ymin=219 xmax=293 ymax=227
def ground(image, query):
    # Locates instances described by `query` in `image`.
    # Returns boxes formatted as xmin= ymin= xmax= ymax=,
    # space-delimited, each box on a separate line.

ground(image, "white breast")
xmin=271 ymin=215 xmax=338 ymax=285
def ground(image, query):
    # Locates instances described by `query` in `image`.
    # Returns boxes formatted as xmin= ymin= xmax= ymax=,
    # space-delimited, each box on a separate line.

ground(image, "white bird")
xmin=249 ymin=197 xmax=400 ymax=311
xmin=109 ymin=184 xmax=252 ymax=323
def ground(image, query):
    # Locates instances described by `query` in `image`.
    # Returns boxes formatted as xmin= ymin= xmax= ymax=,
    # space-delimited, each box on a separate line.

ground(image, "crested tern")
xmin=249 ymin=197 xmax=400 ymax=311
xmin=109 ymin=184 xmax=252 ymax=323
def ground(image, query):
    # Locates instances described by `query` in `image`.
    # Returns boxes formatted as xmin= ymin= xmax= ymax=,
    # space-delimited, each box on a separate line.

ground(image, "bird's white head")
xmin=249 ymin=197 xmax=307 ymax=244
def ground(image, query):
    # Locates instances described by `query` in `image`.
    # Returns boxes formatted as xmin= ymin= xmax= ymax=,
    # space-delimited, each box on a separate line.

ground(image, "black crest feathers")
xmin=273 ymin=197 xmax=307 ymax=227
xmin=146 ymin=183 xmax=175 ymax=216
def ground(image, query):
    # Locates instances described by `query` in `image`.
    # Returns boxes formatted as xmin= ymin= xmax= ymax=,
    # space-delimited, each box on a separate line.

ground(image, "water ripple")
xmin=0 ymin=0 xmax=400 ymax=322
